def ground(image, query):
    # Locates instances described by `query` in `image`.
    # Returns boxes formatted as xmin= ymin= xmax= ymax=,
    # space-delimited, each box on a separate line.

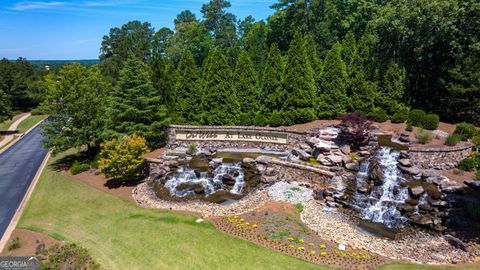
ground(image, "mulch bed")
xmin=210 ymin=202 xmax=390 ymax=270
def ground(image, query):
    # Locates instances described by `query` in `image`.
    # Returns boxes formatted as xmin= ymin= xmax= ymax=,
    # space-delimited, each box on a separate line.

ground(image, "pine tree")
xmin=341 ymin=31 xmax=357 ymax=70
xmin=346 ymin=48 xmax=378 ymax=114
xmin=104 ymin=58 xmax=169 ymax=148
xmin=318 ymin=42 xmax=349 ymax=119
xmin=261 ymin=43 xmax=284 ymax=114
xmin=304 ymin=34 xmax=322 ymax=87
xmin=174 ymin=50 xmax=202 ymax=124
xmin=377 ymin=63 xmax=406 ymax=114
xmin=201 ymin=49 xmax=239 ymax=125
xmin=150 ymin=58 xmax=176 ymax=107
xmin=0 ymin=88 xmax=11 ymax=122
xmin=282 ymin=32 xmax=317 ymax=123
xmin=234 ymin=51 xmax=261 ymax=114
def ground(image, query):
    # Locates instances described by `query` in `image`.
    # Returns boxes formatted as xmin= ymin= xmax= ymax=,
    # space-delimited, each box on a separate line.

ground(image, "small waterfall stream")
xmin=164 ymin=162 xmax=245 ymax=197
xmin=352 ymin=147 xmax=410 ymax=229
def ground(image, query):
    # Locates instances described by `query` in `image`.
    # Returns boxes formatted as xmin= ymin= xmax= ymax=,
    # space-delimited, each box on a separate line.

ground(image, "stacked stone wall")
xmin=409 ymin=143 xmax=473 ymax=169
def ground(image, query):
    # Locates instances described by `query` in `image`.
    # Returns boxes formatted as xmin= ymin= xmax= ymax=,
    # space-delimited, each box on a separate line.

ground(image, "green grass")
xmin=0 ymin=119 xmax=14 ymax=131
xmin=16 ymin=115 xmax=46 ymax=133
xmin=19 ymin=152 xmax=480 ymax=270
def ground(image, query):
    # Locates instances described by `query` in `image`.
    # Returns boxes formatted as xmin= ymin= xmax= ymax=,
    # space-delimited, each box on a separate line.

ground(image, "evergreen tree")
xmin=318 ymin=42 xmax=349 ymax=119
xmin=201 ymin=49 xmax=239 ymax=125
xmin=347 ymin=51 xmax=378 ymax=114
xmin=341 ymin=31 xmax=357 ymax=70
xmin=282 ymin=32 xmax=317 ymax=123
xmin=304 ymin=34 xmax=322 ymax=86
xmin=234 ymin=51 xmax=261 ymax=114
xmin=0 ymin=88 xmax=11 ymax=122
xmin=104 ymin=58 xmax=169 ymax=148
xmin=150 ymin=58 xmax=176 ymax=108
xmin=262 ymin=43 xmax=284 ymax=114
xmin=377 ymin=63 xmax=407 ymax=115
xmin=174 ymin=50 xmax=202 ymax=124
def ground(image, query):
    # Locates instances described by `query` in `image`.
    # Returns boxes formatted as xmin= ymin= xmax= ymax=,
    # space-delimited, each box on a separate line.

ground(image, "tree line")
xmin=0 ymin=0 xmax=478 ymax=152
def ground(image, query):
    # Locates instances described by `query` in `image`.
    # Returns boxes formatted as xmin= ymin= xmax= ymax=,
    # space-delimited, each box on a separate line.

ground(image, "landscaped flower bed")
xmin=210 ymin=202 xmax=389 ymax=270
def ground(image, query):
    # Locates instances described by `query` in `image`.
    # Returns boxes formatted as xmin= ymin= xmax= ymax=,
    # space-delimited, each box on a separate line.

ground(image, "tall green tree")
xmin=149 ymin=58 xmax=176 ymax=106
xmin=104 ymin=58 xmax=169 ymax=148
xmin=201 ymin=0 xmax=236 ymax=48
xmin=100 ymin=21 xmax=155 ymax=80
xmin=234 ymin=51 xmax=261 ymax=114
xmin=201 ymin=49 xmax=239 ymax=125
xmin=243 ymin=21 xmax=270 ymax=76
xmin=377 ymin=63 xmax=406 ymax=114
xmin=318 ymin=42 xmax=348 ymax=118
xmin=347 ymin=50 xmax=377 ymax=114
xmin=282 ymin=32 xmax=317 ymax=123
xmin=0 ymin=88 xmax=11 ymax=122
xmin=341 ymin=31 xmax=357 ymax=70
xmin=262 ymin=43 xmax=284 ymax=114
xmin=174 ymin=50 xmax=202 ymax=124
xmin=304 ymin=34 xmax=322 ymax=86
xmin=40 ymin=64 xmax=109 ymax=154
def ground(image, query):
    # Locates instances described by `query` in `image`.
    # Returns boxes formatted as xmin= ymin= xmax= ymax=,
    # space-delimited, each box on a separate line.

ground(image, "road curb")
xmin=0 ymin=118 xmax=45 ymax=155
xmin=0 ymin=149 xmax=51 ymax=253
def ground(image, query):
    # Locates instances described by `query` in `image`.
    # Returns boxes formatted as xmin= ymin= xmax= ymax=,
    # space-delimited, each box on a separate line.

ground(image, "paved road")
xmin=0 ymin=125 xmax=48 ymax=240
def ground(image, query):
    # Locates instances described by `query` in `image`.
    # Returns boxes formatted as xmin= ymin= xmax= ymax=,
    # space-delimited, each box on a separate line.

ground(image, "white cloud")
xmin=12 ymin=1 xmax=66 ymax=11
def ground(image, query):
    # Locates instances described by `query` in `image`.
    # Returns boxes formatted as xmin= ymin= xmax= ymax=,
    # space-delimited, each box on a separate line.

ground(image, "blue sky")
xmin=0 ymin=0 xmax=277 ymax=60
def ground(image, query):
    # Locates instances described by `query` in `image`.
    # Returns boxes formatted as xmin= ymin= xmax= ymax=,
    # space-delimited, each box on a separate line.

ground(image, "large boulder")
xmin=411 ymin=215 xmax=433 ymax=226
xmin=255 ymin=155 xmax=271 ymax=164
xmin=409 ymin=185 xmax=425 ymax=197
xmin=398 ymin=165 xmax=421 ymax=176
xmin=314 ymin=141 xmax=332 ymax=152
xmin=398 ymin=158 xmax=412 ymax=167
xmin=307 ymin=137 xmax=320 ymax=146
xmin=397 ymin=203 xmax=415 ymax=213
xmin=318 ymin=128 xmax=339 ymax=141
xmin=326 ymin=155 xmax=343 ymax=165
xmin=368 ymin=159 xmax=384 ymax=185
xmin=464 ymin=180 xmax=480 ymax=190
xmin=292 ymin=148 xmax=311 ymax=161
xmin=345 ymin=162 xmax=359 ymax=171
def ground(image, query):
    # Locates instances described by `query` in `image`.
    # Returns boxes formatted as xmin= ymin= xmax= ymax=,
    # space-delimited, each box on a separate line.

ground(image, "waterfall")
xmin=352 ymin=147 xmax=410 ymax=229
xmin=164 ymin=162 xmax=245 ymax=197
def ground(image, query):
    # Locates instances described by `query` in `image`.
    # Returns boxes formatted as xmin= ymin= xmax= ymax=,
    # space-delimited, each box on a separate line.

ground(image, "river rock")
xmin=209 ymin=158 xmax=223 ymax=168
xmin=307 ymin=137 xmax=320 ymax=146
xmin=255 ymin=155 xmax=271 ymax=164
xmin=398 ymin=158 xmax=412 ymax=167
xmin=464 ymin=180 xmax=480 ymax=190
xmin=242 ymin=157 xmax=255 ymax=164
xmin=397 ymin=204 xmax=415 ymax=212
xmin=317 ymin=157 xmax=332 ymax=166
xmin=368 ymin=159 xmax=384 ymax=185
xmin=444 ymin=235 xmax=470 ymax=252
xmin=292 ymin=148 xmax=310 ymax=161
xmin=314 ymin=141 xmax=332 ymax=151
xmin=326 ymin=155 xmax=342 ymax=165
xmin=409 ymin=185 xmax=425 ymax=197
xmin=345 ymin=162 xmax=359 ymax=171
xmin=340 ymin=145 xmax=351 ymax=154
xmin=398 ymin=165 xmax=421 ymax=176
xmin=418 ymin=203 xmax=432 ymax=211
xmin=411 ymin=215 xmax=433 ymax=226
xmin=300 ymin=143 xmax=313 ymax=153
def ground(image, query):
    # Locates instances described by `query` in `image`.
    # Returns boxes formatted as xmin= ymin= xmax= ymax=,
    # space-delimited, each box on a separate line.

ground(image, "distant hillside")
xmin=28 ymin=59 xmax=100 ymax=69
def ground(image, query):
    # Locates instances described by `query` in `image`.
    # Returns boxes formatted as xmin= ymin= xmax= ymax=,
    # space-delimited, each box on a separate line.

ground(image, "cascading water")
xmin=352 ymin=147 xmax=410 ymax=229
xmin=164 ymin=162 xmax=245 ymax=197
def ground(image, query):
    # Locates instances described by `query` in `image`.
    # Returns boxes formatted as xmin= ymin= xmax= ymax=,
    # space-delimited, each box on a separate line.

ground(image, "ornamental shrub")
xmin=284 ymin=108 xmax=316 ymax=124
xmin=408 ymin=109 xmax=426 ymax=126
xmin=473 ymin=135 xmax=480 ymax=149
xmin=416 ymin=132 xmax=430 ymax=144
xmin=405 ymin=122 xmax=413 ymax=132
xmin=454 ymin=122 xmax=477 ymax=141
xmin=458 ymin=157 xmax=477 ymax=171
xmin=238 ymin=113 xmax=252 ymax=126
xmin=445 ymin=134 xmax=461 ymax=146
xmin=391 ymin=112 xmax=408 ymax=123
xmin=70 ymin=162 xmax=90 ymax=175
xmin=368 ymin=108 xmax=388 ymax=122
xmin=253 ymin=113 xmax=268 ymax=126
xmin=422 ymin=113 xmax=440 ymax=130
xmin=269 ymin=111 xmax=284 ymax=127
xmin=99 ymin=135 xmax=149 ymax=181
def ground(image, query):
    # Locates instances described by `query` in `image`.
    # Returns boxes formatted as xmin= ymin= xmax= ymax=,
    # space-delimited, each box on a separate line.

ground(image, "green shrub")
xmin=476 ymin=170 xmax=480 ymax=180
xmin=408 ymin=109 xmax=426 ymax=126
xmin=187 ymin=143 xmax=197 ymax=155
xmin=416 ymin=132 xmax=430 ymax=144
xmin=368 ymin=108 xmax=388 ymax=122
xmin=405 ymin=122 xmax=413 ymax=132
xmin=30 ymin=107 xmax=48 ymax=115
xmin=284 ymin=108 xmax=316 ymax=124
xmin=99 ymin=135 xmax=149 ymax=181
xmin=445 ymin=134 xmax=461 ymax=146
xmin=454 ymin=122 xmax=477 ymax=141
xmin=8 ymin=237 xmax=21 ymax=251
xmin=391 ymin=112 xmax=408 ymax=123
xmin=458 ymin=158 xmax=477 ymax=171
xmin=38 ymin=244 xmax=101 ymax=270
xmin=472 ymin=135 xmax=480 ymax=149
xmin=422 ymin=114 xmax=440 ymax=130
xmin=70 ymin=163 xmax=90 ymax=175
xmin=238 ymin=113 xmax=252 ymax=126
xmin=294 ymin=203 xmax=304 ymax=213
xmin=253 ymin=113 xmax=268 ymax=126
xmin=269 ymin=111 xmax=284 ymax=127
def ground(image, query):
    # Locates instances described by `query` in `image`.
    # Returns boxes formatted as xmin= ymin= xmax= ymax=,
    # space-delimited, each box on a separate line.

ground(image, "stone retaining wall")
xmin=167 ymin=125 xmax=310 ymax=151
xmin=408 ymin=143 xmax=473 ymax=169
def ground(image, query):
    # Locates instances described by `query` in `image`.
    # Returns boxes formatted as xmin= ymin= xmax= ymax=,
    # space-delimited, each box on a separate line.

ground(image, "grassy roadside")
xmin=18 ymin=152 xmax=479 ymax=270
xmin=0 ymin=119 xmax=14 ymax=131
xmin=16 ymin=115 xmax=47 ymax=133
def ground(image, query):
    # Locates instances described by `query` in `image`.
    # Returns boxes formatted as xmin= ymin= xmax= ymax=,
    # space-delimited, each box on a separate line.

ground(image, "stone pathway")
xmin=0 ymin=113 xmax=31 ymax=150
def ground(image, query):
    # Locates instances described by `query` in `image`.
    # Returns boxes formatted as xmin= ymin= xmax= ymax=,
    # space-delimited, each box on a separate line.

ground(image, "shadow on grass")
xmin=104 ymin=178 xmax=141 ymax=189
xmin=0 ymin=130 xmax=18 ymax=135
xmin=49 ymin=153 xmax=79 ymax=172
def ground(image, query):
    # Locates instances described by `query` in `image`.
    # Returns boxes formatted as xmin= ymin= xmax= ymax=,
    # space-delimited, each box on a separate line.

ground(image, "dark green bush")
xmin=422 ymin=113 xmax=440 ymax=130
xmin=416 ymin=133 xmax=430 ymax=144
xmin=269 ymin=111 xmax=284 ymax=127
xmin=70 ymin=162 xmax=90 ymax=175
xmin=253 ymin=113 xmax=268 ymax=126
xmin=284 ymin=108 xmax=316 ymax=124
xmin=8 ymin=237 xmax=21 ymax=251
xmin=445 ymin=134 xmax=461 ymax=146
xmin=30 ymin=107 xmax=48 ymax=115
xmin=473 ymin=135 xmax=480 ymax=149
xmin=408 ymin=109 xmax=426 ymax=126
xmin=476 ymin=170 xmax=480 ymax=180
xmin=391 ymin=112 xmax=408 ymax=123
xmin=458 ymin=158 xmax=477 ymax=171
xmin=405 ymin=122 xmax=413 ymax=132
xmin=368 ymin=108 xmax=388 ymax=122
xmin=238 ymin=113 xmax=252 ymax=126
xmin=453 ymin=122 xmax=477 ymax=141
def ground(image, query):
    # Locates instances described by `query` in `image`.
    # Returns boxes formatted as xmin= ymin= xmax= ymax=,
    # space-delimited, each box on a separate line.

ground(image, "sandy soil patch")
xmin=68 ymin=171 xmax=135 ymax=202
xmin=0 ymin=229 xmax=61 ymax=256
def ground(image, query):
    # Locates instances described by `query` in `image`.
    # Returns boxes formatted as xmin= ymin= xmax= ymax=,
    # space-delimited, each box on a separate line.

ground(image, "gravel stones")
xmin=267 ymin=181 xmax=313 ymax=205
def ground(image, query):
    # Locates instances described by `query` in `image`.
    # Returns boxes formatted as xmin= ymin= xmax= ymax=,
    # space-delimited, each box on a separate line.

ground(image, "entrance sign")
xmin=175 ymin=129 xmax=288 ymax=144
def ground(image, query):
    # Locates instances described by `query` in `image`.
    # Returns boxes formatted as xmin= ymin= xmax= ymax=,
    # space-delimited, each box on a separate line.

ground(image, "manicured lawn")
xmin=0 ymin=119 xmax=14 ymax=131
xmin=16 ymin=115 xmax=46 ymax=133
xmin=19 ymin=152 xmax=479 ymax=270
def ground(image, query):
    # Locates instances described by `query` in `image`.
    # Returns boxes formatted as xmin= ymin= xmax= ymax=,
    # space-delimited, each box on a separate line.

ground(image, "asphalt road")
xmin=0 ymin=125 xmax=48 ymax=240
